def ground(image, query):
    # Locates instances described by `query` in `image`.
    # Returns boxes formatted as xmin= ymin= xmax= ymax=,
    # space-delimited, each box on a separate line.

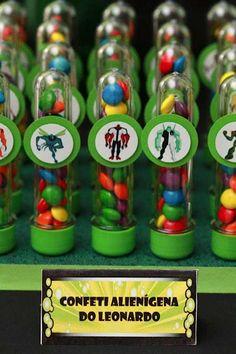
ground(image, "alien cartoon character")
xmin=223 ymin=129 xmax=236 ymax=160
xmin=104 ymin=124 xmax=130 ymax=160
xmin=0 ymin=128 xmax=7 ymax=158
xmin=36 ymin=127 xmax=66 ymax=163
xmin=155 ymin=124 xmax=181 ymax=161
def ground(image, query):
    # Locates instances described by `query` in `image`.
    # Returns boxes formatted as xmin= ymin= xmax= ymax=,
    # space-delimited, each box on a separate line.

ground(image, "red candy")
xmin=117 ymin=80 xmax=129 ymax=100
xmin=218 ymin=206 xmax=236 ymax=224
xmin=37 ymin=211 xmax=53 ymax=225
xmin=99 ymin=172 xmax=113 ymax=191
xmin=114 ymin=183 xmax=128 ymax=200
xmin=39 ymin=178 xmax=47 ymax=192
xmin=159 ymin=54 xmax=175 ymax=74
xmin=52 ymin=219 xmax=65 ymax=226
xmin=37 ymin=198 xmax=49 ymax=213
xmin=58 ymin=179 xmax=67 ymax=190
xmin=157 ymin=197 xmax=165 ymax=212
xmin=222 ymin=221 xmax=236 ymax=233
xmin=51 ymin=101 xmax=65 ymax=114
xmin=163 ymin=217 xmax=187 ymax=232
xmin=60 ymin=197 xmax=67 ymax=206
xmin=229 ymin=176 xmax=236 ymax=192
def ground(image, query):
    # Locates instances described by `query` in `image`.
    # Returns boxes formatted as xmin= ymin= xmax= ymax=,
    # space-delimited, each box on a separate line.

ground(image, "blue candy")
xmin=39 ymin=169 xmax=57 ymax=183
xmin=0 ymin=91 xmax=5 ymax=104
xmin=102 ymin=83 xmax=124 ymax=105
xmin=163 ymin=189 xmax=185 ymax=206
xmin=48 ymin=56 xmax=71 ymax=75
xmin=221 ymin=165 xmax=236 ymax=175
xmin=173 ymin=56 xmax=186 ymax=73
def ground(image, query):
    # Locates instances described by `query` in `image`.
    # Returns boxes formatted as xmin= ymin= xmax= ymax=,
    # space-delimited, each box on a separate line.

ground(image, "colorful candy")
xmin=42 ymin=185 xmax=64 ymax=206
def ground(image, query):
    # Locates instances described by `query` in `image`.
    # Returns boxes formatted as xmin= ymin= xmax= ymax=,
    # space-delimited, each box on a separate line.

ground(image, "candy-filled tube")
xmin=143 ymin=73 xmax=197 ymax=259
xmin=91 ymin=70 xmax=136 ymax=256
xmin=0 ymin=73 xmax=21 ymax=254
xmin=24 ymin=70 xmax=80 ymax=255
xmin=209 ymin=74 xmax=236 ymax=260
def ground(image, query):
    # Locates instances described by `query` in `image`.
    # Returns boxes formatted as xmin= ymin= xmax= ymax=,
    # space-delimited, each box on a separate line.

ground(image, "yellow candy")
xmin=230 ymin=94 xmax=236 ymax=109
xmin=155 ymin=214 xmax=167 ymax=228
xmin=50 ymin=32 xmax=66 ymax=43
xmin=220 ymin=189 xmax=236 ymax=209
xmin=219 ymin=71 xmax=235 ymax=86
xmin=105 ymin=102 xmax=128 ymax=115
xmin=101 ymin=99 xmax=106 ymax=109
xmin=160 ymin=95 xmax=175 ymax=114
xmin=51 ymin=207 xmax=68 ymax=222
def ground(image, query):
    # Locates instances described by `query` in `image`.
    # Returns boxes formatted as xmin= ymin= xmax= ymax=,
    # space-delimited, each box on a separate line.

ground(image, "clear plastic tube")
xmin=214 ymin=74 xmax=236 ymax=235
xmin=156 ymin=19 xmax=191 ymax=50
xmin=93 ymin=70 xmax=134 ymax=232
xmin=216 ymin=45 xmax=236 ymax=91
xmin=36 ymin=19 xmax=70 ymax=60
xmin=96 ymin=41 xmax=131 ymax=81
xmin=95 ymin=19 xmax=129 ymax=47
xmin=153 ymin=73 xmax=194 ymax=235
xmin=218 ymin=20 xmax=236 ymax=55
xmin=41 ymin=42 xmax=77 ymax=86
xmin=0 ymin=73 xmax=13 ymax=228
xmin=33 ymin=70 xmax=73 ymax=231
xmin=102 ymin=1 xmax=136 ymax=40
xmin=156 ymin=43 xmax=191 ymax=87
xmin=207 ymin=1 xmax=236 ymax=41
xmin=0 ymin=1 xmax=27 ymax=42
xmin=0 ymin=41 xmax=17 ymax=85
xmin=153 ymin=1 xmax=186 ymax=44
xmin=43 ymin=0 xmax=76 ymax=39
xmin=0 ymin=16 xmax=18 ymax=44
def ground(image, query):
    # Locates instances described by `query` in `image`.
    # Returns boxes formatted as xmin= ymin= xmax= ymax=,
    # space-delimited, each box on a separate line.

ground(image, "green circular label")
xmin=71 ymin=87 xmax=86 ymax=128
xmin=23 ymin=116 xmax=80 ymax=168
xmin=0 ymin=116 xmax=21 ymax=166
xmin=88 ymin=114 xmax=142 ymax=168
xmin=197 ymin=43 xmax=217 ymax=89
xmin=142 ymin=114 xmax=198 ymax=167
xmin=26 ymin=64 xmax=40 ymax=100
xmin=144 ymin=46 xmax=156 ymax=76
xmin=208 ymin=113 xmax=236 ymax=167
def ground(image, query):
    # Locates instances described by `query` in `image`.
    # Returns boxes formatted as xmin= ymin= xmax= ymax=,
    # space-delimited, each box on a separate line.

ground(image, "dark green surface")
xmin=0 ymin=148 xmax=235 ymax=266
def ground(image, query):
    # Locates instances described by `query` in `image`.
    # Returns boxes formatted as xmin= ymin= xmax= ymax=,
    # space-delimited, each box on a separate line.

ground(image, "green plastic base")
xmin=92 ymin=224 xmax=136 ymax=257
xmin=150 ymin=228 xmax=194 ymax=260
xmin=211 ymin=229 xmax=236 ymax=260
xmin=72 ymin=190 xmax=80 ymax=215
xmin=31 ymin=224 xmax=75 ymax=256
xmin=0 ymin=224 xmax=16 ymax=254
xmin=12 ymin=189 xmax=22 ymax=215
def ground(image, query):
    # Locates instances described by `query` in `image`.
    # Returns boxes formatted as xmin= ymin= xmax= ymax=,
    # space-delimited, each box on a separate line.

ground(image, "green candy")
xmin=112 ymin=168 xmax=127 ymax=183
xmin=102 ymin=208 xmax=120 ymax=222
xmin=0 ymin=207 xmax=7 ymax=224
xmin=100 ymin=189 xmax=116 ymax=208
xmin=39 ymin=89 xmax=56 ymax=112
xmin=97 ymin=215 xmax=115 ymax=227
xmin=163 ymin=204 xmax=185 ymax=221
xmin=42 ymin=185 xmax=64 ymax=206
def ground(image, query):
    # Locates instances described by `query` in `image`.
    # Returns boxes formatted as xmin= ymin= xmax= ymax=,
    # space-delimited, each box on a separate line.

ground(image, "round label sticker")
xmin=0 ymin=116 xmax=21 ymax=166
xmin=88 ymin=114 xmax=142 ymax=168
xmin=23 ymin=116 xmax=80 ymax=168
xmin=142 ymin=114 xmax=198 ymax=167
xmin=197 ymin=43 xmax=217 ymax=89
xmin=208 ymin=114 xmax=236 ymax=167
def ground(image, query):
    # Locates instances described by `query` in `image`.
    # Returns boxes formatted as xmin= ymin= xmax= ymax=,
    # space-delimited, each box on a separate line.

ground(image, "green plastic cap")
xmin=211 ymin=226 xmax=236 ymax=260
xmin=0 ymin=224 xmax=16 ymax=255
xmin=31 ymin=223 xmax=75 ymax=256
xmin=150 ymin=225 xmax=194 ymax=260
xmin=92 ymin=222 xmax=136 ymax=257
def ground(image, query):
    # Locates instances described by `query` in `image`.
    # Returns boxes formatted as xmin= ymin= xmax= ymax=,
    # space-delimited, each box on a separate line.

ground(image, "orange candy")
xmin=114 ymin=183 xmax=128 ymax=200
xmin=37 ymin=211 xmax=53 ymax=225
xmin=229 ymin=176 xmax=236 ymax=192
xmin=223 ymin=221 xmax=236 ymax=233
xmin=51 ymin=100 xmax=65 ymax=114
xmin=99 ymin=172 xmax=113 ymax=191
